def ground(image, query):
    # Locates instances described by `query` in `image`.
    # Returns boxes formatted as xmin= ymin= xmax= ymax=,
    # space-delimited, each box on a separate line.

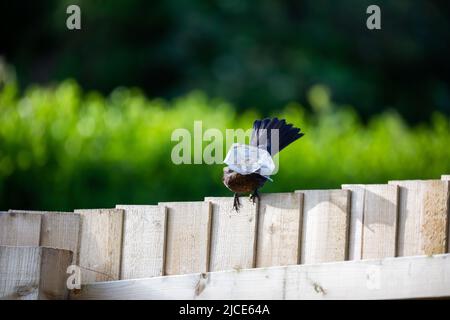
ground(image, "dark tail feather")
xmin=250 ymin=117 xmax=304 ymax=155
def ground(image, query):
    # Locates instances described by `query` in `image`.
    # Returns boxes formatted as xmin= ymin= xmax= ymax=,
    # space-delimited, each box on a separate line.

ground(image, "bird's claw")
xmin=233 ymin=193 xmax=241 ymax=212
xmin=249 ymin=190 xmax=259 ymax=204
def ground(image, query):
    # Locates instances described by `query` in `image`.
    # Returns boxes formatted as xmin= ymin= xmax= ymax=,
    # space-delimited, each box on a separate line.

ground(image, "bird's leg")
xmin=249 ymin=189 xmax=260 ymax=204
xmin=233 ymin=193 xmax=241 ymax=212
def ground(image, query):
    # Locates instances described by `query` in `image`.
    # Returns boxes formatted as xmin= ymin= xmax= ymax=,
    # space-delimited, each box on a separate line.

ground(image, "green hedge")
xmin=1 ymin=80 xmax=449 ymax=210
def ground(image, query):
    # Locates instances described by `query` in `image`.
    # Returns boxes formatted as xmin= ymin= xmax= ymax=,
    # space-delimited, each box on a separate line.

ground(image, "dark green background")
xmin=0 ymin=0 xmax=449 ymax=210
xmin=2 ymin=0 xmax=450 ymax=121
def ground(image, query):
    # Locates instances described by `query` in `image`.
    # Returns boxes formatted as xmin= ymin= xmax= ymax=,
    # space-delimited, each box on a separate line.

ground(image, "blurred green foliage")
xmin=1 ymin=0 xmax=450 ymax=122
xmin=1 ymin=80 xmax=449 ymax=211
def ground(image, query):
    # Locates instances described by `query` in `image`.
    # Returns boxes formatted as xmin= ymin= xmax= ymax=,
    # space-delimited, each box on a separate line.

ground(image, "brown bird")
xmin=223 ymin=118 xmax=304 ymax=211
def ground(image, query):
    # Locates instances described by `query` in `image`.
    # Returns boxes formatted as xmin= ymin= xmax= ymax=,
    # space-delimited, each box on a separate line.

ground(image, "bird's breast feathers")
xmin=223 ymin=143 xmax=275 ymax=177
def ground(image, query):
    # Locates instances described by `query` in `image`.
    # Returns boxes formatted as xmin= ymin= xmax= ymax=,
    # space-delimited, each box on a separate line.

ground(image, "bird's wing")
xmin=223 ymin=144 xmax=275 ymax=176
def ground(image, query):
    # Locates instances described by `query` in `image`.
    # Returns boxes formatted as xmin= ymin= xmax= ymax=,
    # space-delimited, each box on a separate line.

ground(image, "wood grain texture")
xmin=342 ymin=184 xmax=398 ymax=260
xmin=206 ymin=197 xmax=258 ymax=272
xmin=388 ymin=180 xmax=449 ymax=256
xmin=296 ymin=189 xmax=350 ymax=264
xmin=75 ymin=209 xmax=124 ymax=284
xmin=446 ymin=176 xmax=450 ymax=253
xmin=38 ymin=212 xmax=80 ymax=263
xmin=0 ymin=246 xmax=41 ymax=300
xmin=341 ymin=185 xmax=364 ymax=260
xmin=0 ymin=211 xmax=42 ymax=246
xmin=256 ymin=192 xmax=303 ymax=267
xmin=116 ymin=205 xmax=167 ymax=279
xmin=9 ymin=210 xmax=81 ymax=264
xmin=38 ymin=247 xmax=73 ymax=300
xmin=71 ymin=253 xmax=450 ymax=300
xmin=0 ymin=246 xmax=72 ymax=300
xmin=160 ymin=202 xmax=211 ymax=275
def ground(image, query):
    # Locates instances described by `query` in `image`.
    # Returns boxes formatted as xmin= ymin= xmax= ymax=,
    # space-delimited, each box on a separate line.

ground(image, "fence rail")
xmin=71 ymin=254 xmax=450 ymax=300
xmin=1 ymin=175 xmax=449 ymax=299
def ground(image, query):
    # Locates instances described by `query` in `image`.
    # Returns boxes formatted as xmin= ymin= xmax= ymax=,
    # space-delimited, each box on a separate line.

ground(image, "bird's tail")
xmin=250 ymin=118 xmax=304 ymax=155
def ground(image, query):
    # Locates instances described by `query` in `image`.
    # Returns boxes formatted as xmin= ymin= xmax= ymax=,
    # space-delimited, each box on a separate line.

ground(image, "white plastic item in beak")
xmin=223 ymin=143 xmax=275 ymax=177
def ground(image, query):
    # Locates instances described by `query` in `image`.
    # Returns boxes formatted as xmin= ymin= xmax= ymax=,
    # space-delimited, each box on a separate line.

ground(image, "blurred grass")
xmin=0 ymin=80 xmax=449 ymax=211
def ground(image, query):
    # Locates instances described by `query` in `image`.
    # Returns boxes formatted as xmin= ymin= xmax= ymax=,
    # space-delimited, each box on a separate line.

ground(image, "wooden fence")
xmin=1 ymin=175 xmax=449 ymax=299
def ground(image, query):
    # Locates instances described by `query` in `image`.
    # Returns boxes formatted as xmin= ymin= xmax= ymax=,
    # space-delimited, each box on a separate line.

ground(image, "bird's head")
xmin=223 ymin=166 xmax=232 ymax=174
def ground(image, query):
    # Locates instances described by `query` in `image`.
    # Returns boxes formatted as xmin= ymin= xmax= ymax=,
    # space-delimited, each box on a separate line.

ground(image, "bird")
xmin=223 ymin=117 xmax=304 ymax=211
